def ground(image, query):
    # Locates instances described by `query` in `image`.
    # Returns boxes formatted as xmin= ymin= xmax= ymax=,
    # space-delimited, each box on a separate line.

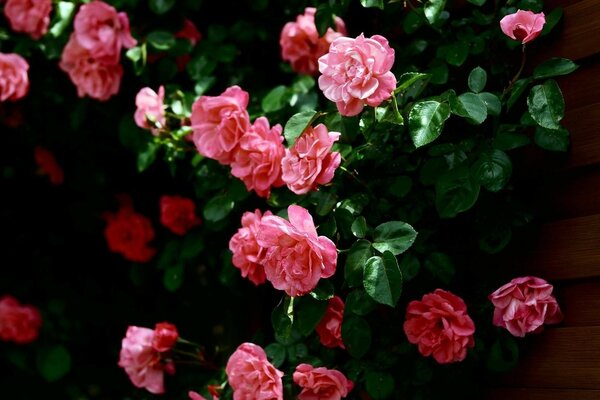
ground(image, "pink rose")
xmin=281 ymin=123 xmax=341 ymax=195
xmin=229 ymin=209 xmax=272 ymax=286
xmin=257 ymin=205 xmax=337 ymax=297
xmin=230 ymin=117 xmax=286 ymax=198
xmin=0 ymin=53 xmax=29 ymax=102
xmin=191 ymin=86 xmax=251 ymax=165
xmin=134 ymin=86 xmax=166 ymax=133
xmin=404 ymin=289 xmax=475 ymax=364
xmin=225 ymin=342 xmax=284 ymax=400
xmin=152 ymin=322 xmax=178 ymax=352
xmin=318 ymin=34 xmax=396 ymax=117
xmin=159 ymin=195 xmax=202 ymax=236
xmin=315 ymin=295 xmax=345 ymax=349
xmin=4 ymin=0 xmax=52 ymax=40
xmin=189 ymin=389 xmax=219 ymax=400
xmin=0 ymin=295 xmax=42 ymax=344
xmin=293 ymin=364 xmax=353 ymax=400
xmin=280 ymin=7 xmax=347 ymax=76
xmin=73 ymin=0 xmax=136 ymax=65
xmin=59 ymin=35 xmax=123 ymax=101
xmin=489 ymin=276 xmax=563 ymax=337
xmin=500 ymin=10 xmax=545 ymax=44
xmin=118 ymin=326 xmax=165 ymax=394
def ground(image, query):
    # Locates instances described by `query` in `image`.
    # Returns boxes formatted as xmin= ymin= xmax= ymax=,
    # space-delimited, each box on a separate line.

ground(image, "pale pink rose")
xmin=489 ymin=276 xmax=563 ymax=337
xmin=315 ymin=295 xmax=345 ymax=349
xmin=230 ymin=117 xmax=286 ymax=198
xmin=191 ymin=86 xmax=251 ymax=165
xmin=4 ymin=0 xmax=52 ymax=40
xmin=280 ymin=7 xmax=346 ymax=76
xmin=118 ymin=326 xmax=165 ymax=394
xmin=257 ymin=205 xmax=337 ymax=297
xmin=404 ymin=289 xmax=475 ymax=364
xmin=229 ymin=209 xmax=272 ymax=286
xmin=73 ymin=0 xmax=136 ymax=65
xmin=281 ymin=124 xmax=340 ymax=195
xmin=500 ymin=10 xmax=545 ymax=44
xmin=318 ymin=34 xmax=396 ymax=116
xmin=293 ymin=364 xmax=353 ymax=400
xmin=0 ymin=295 xmax=42 ymax=344
xmin=59 ymin=34 xmax=123 ymax=101
xmin=134 ymin=86 xmax=166 ymax=133
xmin=0 ymin=53 xmax=29 ymax=102
xmin=225 ymin=342 xmax=284 ymax=400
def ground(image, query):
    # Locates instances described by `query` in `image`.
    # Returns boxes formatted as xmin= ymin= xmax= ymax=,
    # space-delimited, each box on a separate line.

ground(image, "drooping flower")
xmin=134 ymin=86 xmax=166 ymax=134
xmin=3 ymin=0 xmax=52 ymax=40
xmin=229 ymin=209 xmax=272 ymax=286
xmin=159 ymin=195 xmax=201 ymax=236
xmin=34 ymin=146 xmax=64 ymax=185
xmin=118 ymin=326 xmax=165 ymax=394
xmin=500 ymin=10 xmax=546 ymax=44
xmin=0 ymin=53 xmax=29 ymax=102
xmin=315 ymin=295 xmax=345 ymax=349
xmin=293 ymin=364 xmax=353 ymax=400
xmin=0 ymin=295 xmax=42 ymax=344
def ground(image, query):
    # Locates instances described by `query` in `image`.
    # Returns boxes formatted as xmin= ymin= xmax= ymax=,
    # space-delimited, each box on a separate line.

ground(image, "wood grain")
xmin=486 ymin=388 xmax=600 ymax=400
xmin=557 ymin=279 xmax=600 ymax=327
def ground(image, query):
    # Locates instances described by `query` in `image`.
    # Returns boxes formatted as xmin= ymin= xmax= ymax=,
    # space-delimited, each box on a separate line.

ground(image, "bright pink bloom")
xmin=59 ymin=35 xmax=123 ymax=101
xmin=500 ymin=10 xmax=545 ymax=44
xmin=4 ymin=0 xmax=52 ymax=40
xmin=118 ymin=326 xmax=165 ymax=394
xmin=489 ymin=276 xmax=563 ymax=337
xmin=404 ymin=289 xmax=475 ymax=364
xmin=73 ymin=0 xmax=136 ymax=65
xmin=189 ymin=389 xmax=219 ymax=400
xmin=281 ymin=124 xmax=340 ymax=195
xmin=159 ymin=195 xmax=201 ymax=236
xmin=229 ymin=209 xmax=272 ymax=286
xmin=152 ymin=322 xmax=178 ymax=352
xmin=0 ymin=295 xmax=42 ymax=344
xmin=293 ymin=364 xmax=353 ymax=400
xmin=225 ymin=342 xmax=284 ymax=400
xmin=103 ymin=198 xmax=156 ymax=263
xmin=34 ymin=146 xmax=64 ymax=185
xmin=0 ymin=53 xmax=29 ymax=102
xmin=134 ymin=86 xmax=166 ymax=133
xmin=230 ymin=117 xmax=286 ymax=198
xmin=257 ymin=205 xmax=337 ymax=297
xmin=318 ymin=34 xmax=396 ymax=116
xmin=191 ymin=86 xmax=251 ymax=165
xmin=280 ymin=7 xmax=346 ymax=76
xmin=176 ymin=18 xmax=202 ymax=46
xmin=315 ymin=295 xmax=345 ymax=349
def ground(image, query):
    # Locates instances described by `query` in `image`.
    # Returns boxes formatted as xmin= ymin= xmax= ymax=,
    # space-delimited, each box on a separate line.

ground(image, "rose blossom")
xmin=0 ymin=53 xmax=29 ymax=102
xmin=225 ymin=342 xmax=284 ymax=400
xmin=281 ymin=123 xmax=341 ymax=195
xmin=230 ymin=117 xmax=286 ymax=198
xmin=229 ymin=209 xmax=272 ymax=286
xmin=280 ymin=7 xmax=347 ymax=76
xmin=134 ymin=86 xmax=166 ymax=133
xmin=159 ymin=195 xmax=202 ymax=236
xmin=191 ymin=85 xmax=251 ymax=165
xmin=315 ymin=295 xmax=345 ymax=349
xmin=118 ymin=326 xmax=165 ymax=394
xmin=0 ymin=295 xmax=42 ymax=344
xmin=500 ymin=10 xmax=546 ymax=44
xmin=293 ymin=364 xmax=353 ymax=400
xmin=152 ymin=322 xmax=178 ymax=352
xmin=489 ymin=276 xmax=563 ymax=337
xmin=404 ymin=289 xmax=475 ymax=364
xmin=257 ymin=205 xmax=337 ymax=297
xmin=318 ymin=34 xmax=396 ymax=117
xmin=59 ymin=34 xmax=123 ymax=101
xmin=176 ymin=18 xmax=202 ymax=46
xmin=4 ymin=0 xmax=52 ymax=40
xmin=189 ymin=387 xmax=219 ymax=400
xmin=73 ymin=0 xmax=136 ymax=65
xmin=34 ymin=146 xmax=64 ymax=185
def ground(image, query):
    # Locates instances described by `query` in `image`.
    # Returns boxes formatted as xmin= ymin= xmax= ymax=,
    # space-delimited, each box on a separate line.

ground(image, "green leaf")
xmin=284 ymin=110 xmax=317 ymax=147
xmin=403 ymin=10 xmax=424 ymax=34
xmin=49 ymin=2 xmax=76 ymax=38
xmin=342 ymin=316 xmax=371 ymax=358
xmin=374 ymin=104 xmax=404 ymax=125
xmin=366 ymin=371 xmax=395 ymax=399
xmin=527 ymin=79 xmax=565 ymax=129
xmin=533 ymin=58 xmax=578 ymax=80
xmin=360 ymin=0 xmax=384 ymax=9
xmin=137 ymin=141 xmax=159 ymax=172
xmin=147 ymin=31 xmax=176 ymax=51
xmin=37 ymin=346 xmax=71 ymax=382
xmin=541 ymin=7 xmax=563 ymax=36
xmin=444 ymin=42 xmax=469 ymax=66
xmin=164 ymin=263 xmax=184 ymax=292
xmin=295 ymin=296 xmax=328 ymax=336
xmin=467 ymin=0 xmax=486 ymax=5
xmin=181 ymin=231 xmax=204 ymax=260
xmin=468 ymin=67 xmax=487 ymax=93
xmin=363 ymin=252 xmax=403 ymax=307
xmin=372 ymin=221 xmax=417 ymax=256
xmin=264 ymin=343 xmax=286 ymax=368
xmin=346 ymin=289 xmax=377 ymax=316
xmin=435 ymin=165 xmax=480 ymax=218
xmin=534 ymin=126 xmax=570 ymax=151
xmin=351 ymin=216 xmax=367 ymax=238
xmin=478 ymin=92 xmax=501 ymax=116
xmin=262 ymin=85 xmax=289 ymax=113
xmin=396 ymin=72 xmax=430 ymax=94
xmin=272 ymin=297 xmax=294 ymax=344
xmin=149 ymin=0 xmax=175 ymax=14
xmin=409 ymin=101 xmax=451 ymax=148
xmin=450 ymin=92 xmax=487 ymax=124
xmin=507 ymin=78 xmax=532 ymax=110
xmin=424 ymin=252 xmax=455 ymax=284
xmin=486 ymin=336 xmax=519 ymax=372
xmin=309 ymin=280 xmax=335 ymax=301
xmin=203 ymin=193 xmax=234 ymax=222
xmin=399 ymin=252 xmax=421 ymax=281
xmin=315 ymin=4 xmax=334 ymax=36
xmin=493 ymin=132 xmax=531 ymax=151
xmin=345 ymin=239 xmax=372 ymax=287
xmin=424 ymin=0 xmax=447 ymax=25
xmin=471 ymin=149 xmax=512 ymax=192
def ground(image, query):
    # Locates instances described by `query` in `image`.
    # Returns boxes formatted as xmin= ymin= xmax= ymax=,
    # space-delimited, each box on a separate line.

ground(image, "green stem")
xmin=503 ymin=44 xmax=527 ymax=98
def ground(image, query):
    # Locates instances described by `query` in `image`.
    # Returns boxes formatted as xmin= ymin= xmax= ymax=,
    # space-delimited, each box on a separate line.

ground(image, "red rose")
xmin=315 ymin=295 xmax=345 ymax=349
xmin=34 ymin=146 xmax=64 ymax=185
xmin=0 ymin=295 xmax=42 ymax=344
xmin=152 ymin=322 xmax=179 ymax=352
xmin=159 ymin=195 xmax=201 ymax=236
